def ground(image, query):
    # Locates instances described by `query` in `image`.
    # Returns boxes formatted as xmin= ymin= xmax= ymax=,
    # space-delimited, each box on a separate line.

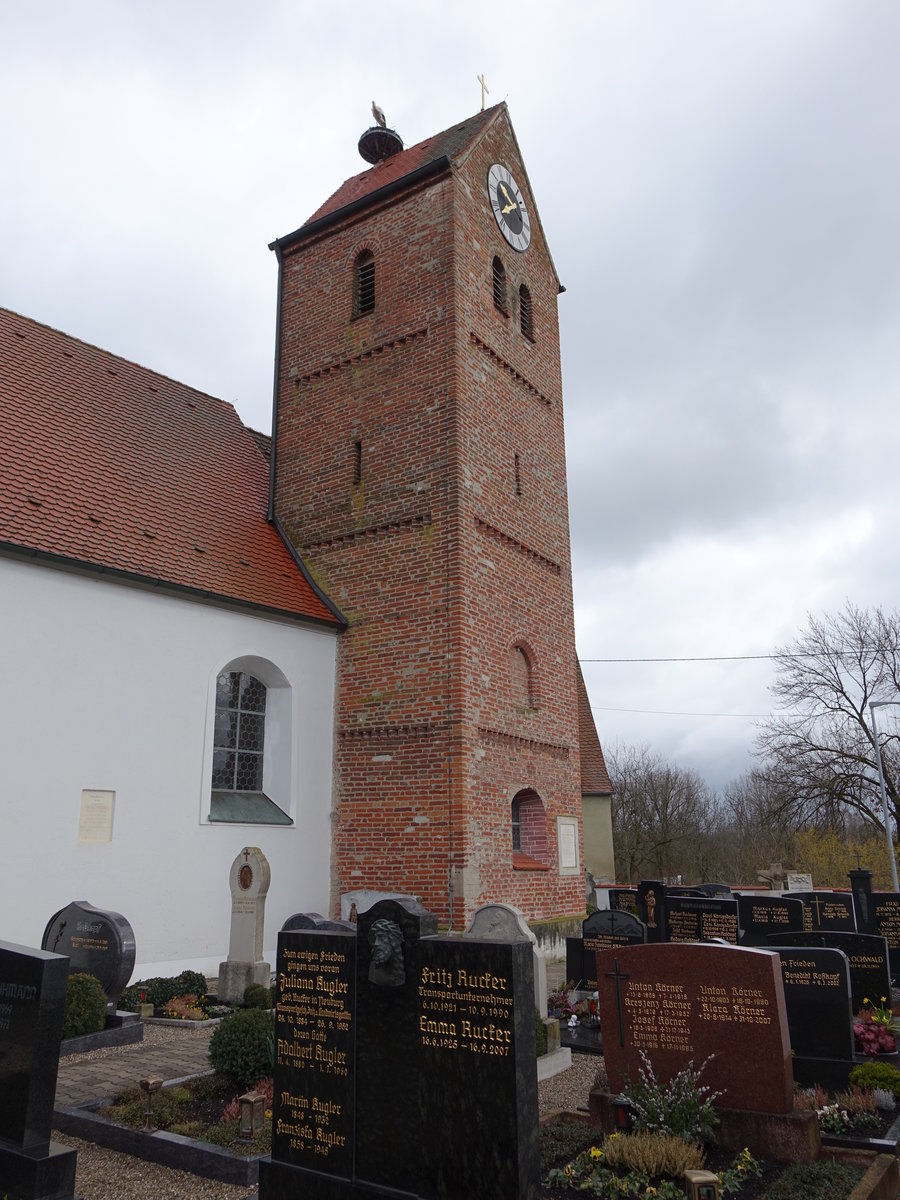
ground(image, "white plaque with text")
xmin=78 ymin=790 xmax=115 ymax=843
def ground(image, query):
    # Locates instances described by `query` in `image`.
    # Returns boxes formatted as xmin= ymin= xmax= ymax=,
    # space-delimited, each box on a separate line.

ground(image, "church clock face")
xmin=487 ymin=163 xmax=531 ymax=252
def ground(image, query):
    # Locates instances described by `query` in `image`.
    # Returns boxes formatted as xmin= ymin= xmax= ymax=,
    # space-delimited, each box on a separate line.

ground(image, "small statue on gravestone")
xmin=368 ymin=919 xmax=405 ymax=986
xmin=645 ymin=890 xmax=657 ymax=929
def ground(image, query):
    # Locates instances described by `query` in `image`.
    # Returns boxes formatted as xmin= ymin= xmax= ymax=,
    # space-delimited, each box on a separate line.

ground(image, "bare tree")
xmin=609 ymin=743 xmax=713 ymax=882
xmin=756 ymin=602 xmax=900 ymax=835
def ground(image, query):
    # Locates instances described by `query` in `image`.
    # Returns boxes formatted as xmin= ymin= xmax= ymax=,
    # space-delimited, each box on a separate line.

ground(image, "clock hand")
xmin=501 ymin=201 xmax=518 ymax=214
xmin=499 ymin=182 xmax=514 ymax=204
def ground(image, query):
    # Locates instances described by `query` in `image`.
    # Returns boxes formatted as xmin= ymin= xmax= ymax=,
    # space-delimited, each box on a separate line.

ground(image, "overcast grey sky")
xmin=2 ymin=0 xmax=898 ymax=791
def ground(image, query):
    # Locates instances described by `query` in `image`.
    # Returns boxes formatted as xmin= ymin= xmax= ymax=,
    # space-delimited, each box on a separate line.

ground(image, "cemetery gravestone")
xmin=738 ymin=895 xmax=804 ymax=946
xmin=608 ymin=888 xmax=638 ymax=914
xmin=870 ymin=894 xmax=900 ymax=982
xmin=636 ymin=879 xmax=666 ymax=943
xmin=769 ymin=931 xmax=891 ymax=1014
xmin=41 ymin=899 xmax=135 ymax=1012
xmin=565 ymin=909 xmax=647 ymax=991
xmin=849 ymin=868 xmax=875 ymax=933
xmin=466 ymin=901 xmax=547 ymax=1017
xmin=793 ymin=892 xmax=857 ymax=933
xmin=665 ymin=895 xmax=739 ymax=944
xmin=596 ymin=942 xmax=793 ymax=1113
xmin=773 ymin=946 xmax=855 ymax=1061
xmin=218 ymin=845 xmax=271 ymax=1004
xmin=0 ymin=940 xmax=78 ymax=1199
xmin=281 ymin=912 xmax=356 ymax=933
xmin=261 ymin=900 xmax=541 ymax=1200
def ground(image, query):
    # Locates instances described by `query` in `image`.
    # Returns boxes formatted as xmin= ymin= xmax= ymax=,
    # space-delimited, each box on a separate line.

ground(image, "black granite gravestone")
xmin=849 ymin=869 xmax=875 ymax=933
xmin=565 ymin=909 xmax=647 ymax=990
xmin=0 ymin=940 xmax=78 ymax=1199
xmin=774 ymin=945 xmax=855 ymax=1084
xmin=636 ymin=880 xmax=666 ymax=943
xmin=42 ymin=899 xmax=135 ymax=1011
xmin=791 ymin=891 xmax=857 ymax=933
xmin=665 ymin=895 xmax=739 ymax=944
xmin=418 ymin=936 xmax=540 ymax=1200
xmin=608 ymin=888 xmax=638 ymax=915
xmin=738 ymin=895 xmax=804 ymax=946
xmin=771 ymin=930 xmax=892 ymax=1013
xmin=870 ymin=894 xmax=900 ymax=982
xmin=267 ymin=928 xmax=356 ymax=1182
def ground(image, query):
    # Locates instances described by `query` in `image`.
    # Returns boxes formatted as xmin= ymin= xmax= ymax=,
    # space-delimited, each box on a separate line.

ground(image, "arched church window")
xmin=510 ymin=643 xmax=533 ymax=708
xmin=354 ymin=250 xmax=375 ymax=316
xmin=492 ymin=256 xmax=508 ymax=314
xmin=511 ymin=789 xmax=547 ymax=864
xmin=212 ymin=671 xmax=266 ymax=792
xmin=519 ymin=284 xmax=534 ymax=341
xmin=208 ymin=659 xmax=293 ymax=825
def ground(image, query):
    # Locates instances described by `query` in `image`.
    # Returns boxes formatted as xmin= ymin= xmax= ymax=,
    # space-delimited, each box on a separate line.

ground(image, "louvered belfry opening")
xmin=519 ymin=284 xmax=534 ymax=341
xmin=492 ymin=255 xmax=507 ymax=313
xmin=355 ymin=250 xmax=375 ymax=316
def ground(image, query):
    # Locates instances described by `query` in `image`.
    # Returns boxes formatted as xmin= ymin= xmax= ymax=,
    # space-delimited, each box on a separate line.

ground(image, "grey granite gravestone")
xmin=218 ymin=846 xmax=271 ymax=1004
xmin=0 ymin=940 xmax=78 ymax=1198
xmin=42 ymin=899 xmax=135 ymax=1012
xmin=466 ymin=901 xmax=547 ymax=1016
xmin=281 ymin=911 xmax=356 ymax=933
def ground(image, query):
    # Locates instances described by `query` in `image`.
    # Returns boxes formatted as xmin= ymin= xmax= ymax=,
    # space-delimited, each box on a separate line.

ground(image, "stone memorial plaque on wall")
xmin=41 ymin=900 xmax=135 ymax=1010
xmin=665 ymin=896 xmax=739 ymax=945
xmin=596 ymin=943 xmax=793 ymax=1113
xmin=270 ymin=929 xmax=356 ymax=1176
xmin=738 ymin=895 xmax=805 ymax=946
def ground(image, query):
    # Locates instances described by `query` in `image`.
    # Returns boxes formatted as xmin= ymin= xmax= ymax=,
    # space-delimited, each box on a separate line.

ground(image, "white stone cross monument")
xmin=217 ymin=846 xmax=271 ymax=1004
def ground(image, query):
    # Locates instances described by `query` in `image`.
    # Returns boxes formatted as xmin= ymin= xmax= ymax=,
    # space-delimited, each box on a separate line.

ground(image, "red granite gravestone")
xmin=596 ymin=943 xmax=793 ymax=1114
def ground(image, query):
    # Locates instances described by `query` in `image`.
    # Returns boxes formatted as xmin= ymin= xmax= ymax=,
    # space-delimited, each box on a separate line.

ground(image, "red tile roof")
xmin=303 ymin=104 xmax=505 ymax=228
xmin=0 ymin=307 xmax=339 ymax=625
xmin=577 ymin=661 xmax=613 ymax=794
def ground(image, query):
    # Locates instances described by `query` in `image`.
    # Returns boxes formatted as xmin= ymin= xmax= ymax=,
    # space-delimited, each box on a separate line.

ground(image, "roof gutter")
xmin=270 ymin=514 xmax=347 ymax=628
xmin=269 ymin=155 xmax=453 ymax=254
xmin=267 ymin=243 xmax=284 ymax=524
xmin=0 ymin=541 xmax=342 ymax=631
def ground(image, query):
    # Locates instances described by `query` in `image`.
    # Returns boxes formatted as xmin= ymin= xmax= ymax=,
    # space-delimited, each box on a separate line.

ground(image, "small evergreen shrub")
xmin=62 ymin=972 xmax=107 ymax=1040
xmin=243 ymin=983 xmax=272 ymax=1010
xmin=208 ymin=1008 xmax=275 ymax=1087
xmin=119 ymin=969 xmax=208 ymax=1013
xmin=848 ymin=1059 xmax=900 ymax=1097
xmin=759 ymin=1158 xmax=864 ymax=1199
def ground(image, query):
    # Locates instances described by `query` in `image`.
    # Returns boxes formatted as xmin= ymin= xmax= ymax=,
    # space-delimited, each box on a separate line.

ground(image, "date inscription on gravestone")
xmin=271 ymin=931 xmax=355 ymax=1176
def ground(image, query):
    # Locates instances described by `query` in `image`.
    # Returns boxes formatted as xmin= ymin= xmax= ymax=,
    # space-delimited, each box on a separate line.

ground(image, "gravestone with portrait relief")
xmin=217 ymin=845 xmax=272 ymax=1004
xmin=260 ymin=898 xmax=541 ymax=1200
xmin=0 ymin=940 xmax=78 ymax=1199
xmin=41 ymin=899 xmax=135 ymax=1012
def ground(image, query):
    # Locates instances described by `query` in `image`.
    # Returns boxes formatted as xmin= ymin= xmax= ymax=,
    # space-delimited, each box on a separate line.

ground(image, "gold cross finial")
xmin=477 ymin=74 xmax=489 ymax=112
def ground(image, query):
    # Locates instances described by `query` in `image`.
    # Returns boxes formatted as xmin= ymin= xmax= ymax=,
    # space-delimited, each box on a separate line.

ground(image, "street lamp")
xmin=869 ymin=700 xmax=900 ymax=892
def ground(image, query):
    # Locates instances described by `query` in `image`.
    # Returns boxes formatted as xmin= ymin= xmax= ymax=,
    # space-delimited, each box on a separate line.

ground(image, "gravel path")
xmin=53 ymin=1032 xmax=602 ymax=1199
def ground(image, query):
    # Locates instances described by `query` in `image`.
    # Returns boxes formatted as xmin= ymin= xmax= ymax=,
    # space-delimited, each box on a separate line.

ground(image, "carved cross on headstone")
xmin=605 ymin=957 xmax=631 ymax=1047
xmin=808 ymin=895 xmax=825 ymax=926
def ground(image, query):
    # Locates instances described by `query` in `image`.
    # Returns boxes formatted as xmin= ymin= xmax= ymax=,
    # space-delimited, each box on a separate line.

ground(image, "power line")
xmin=590 ymin=703 xmax=771 ymax=718
xmin=580 ymin=653 xmax=808 ymax=664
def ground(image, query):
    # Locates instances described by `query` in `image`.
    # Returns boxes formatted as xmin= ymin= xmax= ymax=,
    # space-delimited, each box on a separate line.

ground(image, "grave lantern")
xmin=684 ymin=1168 xmax=720 ymax=1200
xmin=238 ymin=1091 xmax=266 ymax=1141
xmin=138 ymin=1076 xmax=163 ymax=1132
xmin=610 ymin=1095 xmax=633 ymax=1132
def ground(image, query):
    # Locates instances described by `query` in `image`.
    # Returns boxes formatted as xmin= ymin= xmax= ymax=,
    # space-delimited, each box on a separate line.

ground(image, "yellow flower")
xmin=590 ymin=1147 xmax=603 ymax=1159
xmin=864 ymin=997 xmax=870 ymax=1004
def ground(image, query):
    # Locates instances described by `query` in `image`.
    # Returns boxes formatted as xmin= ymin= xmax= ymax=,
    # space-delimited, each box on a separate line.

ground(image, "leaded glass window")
xmin=212 ymin=671 xmax=266 ymax=792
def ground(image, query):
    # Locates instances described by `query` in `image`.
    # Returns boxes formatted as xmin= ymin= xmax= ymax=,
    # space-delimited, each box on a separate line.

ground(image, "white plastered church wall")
xmin=1 ymin=554 xmax=337 ymax=981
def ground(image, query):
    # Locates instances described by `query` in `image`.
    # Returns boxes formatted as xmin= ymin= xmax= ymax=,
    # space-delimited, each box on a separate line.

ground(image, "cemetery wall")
xmin=1 ymin=556 xmax=337 ymax=977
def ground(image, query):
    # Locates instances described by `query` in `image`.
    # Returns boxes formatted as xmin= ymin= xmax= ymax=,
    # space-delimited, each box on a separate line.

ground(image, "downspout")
xmin=267 ymin=244 xmax=284 ymax=524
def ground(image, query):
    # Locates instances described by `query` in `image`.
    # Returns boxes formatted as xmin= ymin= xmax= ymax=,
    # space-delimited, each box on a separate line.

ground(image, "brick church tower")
xmin=270 ymin=104 xmax=591 ymax=926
